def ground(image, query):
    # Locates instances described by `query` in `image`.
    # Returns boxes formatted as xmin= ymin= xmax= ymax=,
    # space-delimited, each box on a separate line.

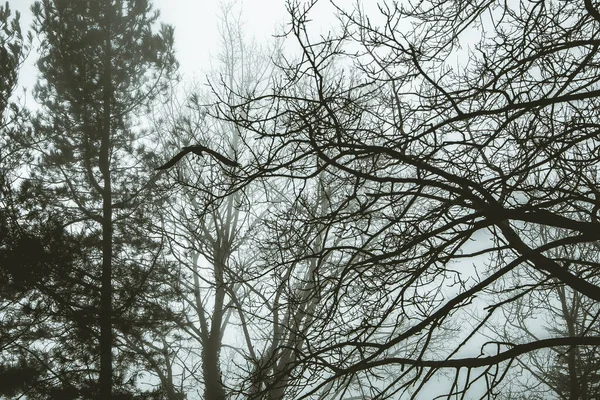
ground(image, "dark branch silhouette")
xmin=156 ymin=145 xmax=239 ymax=170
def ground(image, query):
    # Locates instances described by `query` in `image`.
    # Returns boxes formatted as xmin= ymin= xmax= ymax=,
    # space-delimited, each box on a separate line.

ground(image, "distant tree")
xmin=152 ymin=3 xmax=277 ymax=398
xmin=30 ymin=0 xmax=177 ymax=398
xmin=547 ymin=290 xmax=600 ymax=399
xmin=155 ymin=2 xmax=427 ymax=399
xmin=494 ymin=226 xmax=600 ymax=400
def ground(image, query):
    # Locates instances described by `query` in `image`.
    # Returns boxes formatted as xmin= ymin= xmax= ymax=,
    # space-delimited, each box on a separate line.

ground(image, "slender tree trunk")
xmin=203 ymin=256 xmax=227 ymax=400
xmin=99 ymin=7 xmax=113 ymax=398
xmin=558 ymin=287 xmax=580 ymax=400
xmin=202 ymin=334 xmax=226 ymax=400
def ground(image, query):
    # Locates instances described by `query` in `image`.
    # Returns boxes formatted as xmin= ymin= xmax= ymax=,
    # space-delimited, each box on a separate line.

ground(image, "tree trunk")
xmin=558 ymin=287 xmax=580 ymax=400
xmin=203 ymin=254 xmax=227 ymax=400
xmin=202 ymin=334 xmax=226 ymax=400
xmin=99 ymin=7 xmax=113 ymax=398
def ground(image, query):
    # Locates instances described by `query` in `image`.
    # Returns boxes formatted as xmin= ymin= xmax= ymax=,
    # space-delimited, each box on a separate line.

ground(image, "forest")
xmin=2 ymin=0 xmax=600 ymax=399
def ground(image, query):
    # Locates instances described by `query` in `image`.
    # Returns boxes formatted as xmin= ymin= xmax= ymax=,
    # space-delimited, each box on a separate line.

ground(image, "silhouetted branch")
xmin=156 ymin=145 xmax=239 ymax=170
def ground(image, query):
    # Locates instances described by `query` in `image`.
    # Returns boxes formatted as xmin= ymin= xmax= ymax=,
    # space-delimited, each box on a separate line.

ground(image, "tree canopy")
xmin=3 ymin=0 xmax=600 ymax=398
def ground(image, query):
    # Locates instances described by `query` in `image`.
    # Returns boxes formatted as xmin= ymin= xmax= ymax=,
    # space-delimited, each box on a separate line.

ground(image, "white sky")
xmin=10 ymin=0 xmax=289 ymax=94
xmin=153 ymin=0 xmax=287 ymax=80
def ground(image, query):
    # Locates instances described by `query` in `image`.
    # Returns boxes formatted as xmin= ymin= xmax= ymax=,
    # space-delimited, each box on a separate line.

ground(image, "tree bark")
xmin=557 ymin=287 xmax=580 ymax=400
xmin=202 ymin=255 xmax=227 ymax=400
xmin=99 ymin=5 xmax=113 ymax=398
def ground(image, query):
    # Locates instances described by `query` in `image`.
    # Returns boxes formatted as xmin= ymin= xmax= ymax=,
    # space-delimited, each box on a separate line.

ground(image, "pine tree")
xmin=1 ymin=4 xmax=76 ymax=398
xmin=31 ymin=0 xmax=177 ymax=397
xmin=548 ymin=347 xmax=600 ymax=400
xmin=545 ymin=286 xmax=600 ymax=400
xmin=0 ymin=2 xmax=24 ymax=114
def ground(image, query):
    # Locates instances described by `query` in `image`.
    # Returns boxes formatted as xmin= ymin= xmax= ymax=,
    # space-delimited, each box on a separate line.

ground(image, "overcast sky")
xmin=153 ymin=0 xmax=287 ymax=80
xmin=10 ymin=0 xmax=289 ymax=94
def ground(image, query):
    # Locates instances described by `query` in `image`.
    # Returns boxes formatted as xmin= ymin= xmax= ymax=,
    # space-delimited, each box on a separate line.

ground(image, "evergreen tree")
xmin=1 ymin=4 xmax=78 ymax=398
xmin=0 ymin=1 xmax=25 ymax=114
xmin=0 ymin=5 xmax=38 ymax=397
xmin=549 ymin=348 xmax=600 ymax=400
xmin=31 ymin=0 xmax=177 ymax=397
xmin=545 ymin=286 xmax=600 ymax=400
